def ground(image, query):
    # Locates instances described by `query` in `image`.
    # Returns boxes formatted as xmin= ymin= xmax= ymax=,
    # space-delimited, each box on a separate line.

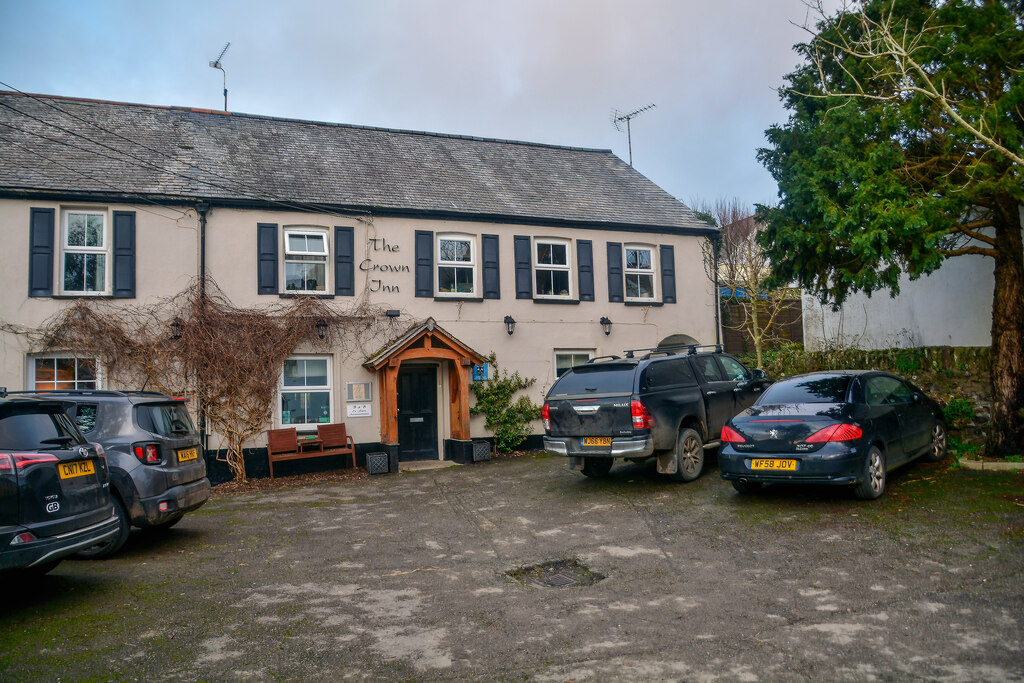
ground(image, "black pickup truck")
xmin=542 ymin=346 xmax=771 ymax=481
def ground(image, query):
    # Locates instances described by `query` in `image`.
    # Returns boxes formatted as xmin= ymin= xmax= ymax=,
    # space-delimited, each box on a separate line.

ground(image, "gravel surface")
xmin=2 ymin=453 xmax=1022 ymax=681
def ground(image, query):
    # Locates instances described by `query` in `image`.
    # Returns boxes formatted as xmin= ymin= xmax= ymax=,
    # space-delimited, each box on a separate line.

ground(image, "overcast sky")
xmin=0 ymin=0 xmax=836 ymax=213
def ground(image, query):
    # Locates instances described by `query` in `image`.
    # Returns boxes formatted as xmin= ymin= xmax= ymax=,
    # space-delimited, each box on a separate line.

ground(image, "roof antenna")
xmin=209 ymin=42 xmax=231 ymax=111
xmin=611 ymin=104 xmax=656 ymax=166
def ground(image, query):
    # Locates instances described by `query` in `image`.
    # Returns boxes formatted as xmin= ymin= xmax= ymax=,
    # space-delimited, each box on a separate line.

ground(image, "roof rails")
xmin=622 ymin=343 xmax=724 ymax=359
xmin=585 ymin=355 xmax=622 ymax=364
xmin=1 ymin=389 xmax=171 ymax=398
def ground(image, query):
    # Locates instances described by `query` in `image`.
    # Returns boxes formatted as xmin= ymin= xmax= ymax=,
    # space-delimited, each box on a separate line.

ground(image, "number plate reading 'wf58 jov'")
xmin=751 ymin=458 xmax=797 ymax=471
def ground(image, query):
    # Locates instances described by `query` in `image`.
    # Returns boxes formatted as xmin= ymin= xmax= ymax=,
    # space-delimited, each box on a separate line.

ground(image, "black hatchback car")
xmin=718 ymin=371 xmax=947 ymax=499
xmin=0 ymin=394 xmax=120 ymax=574
xmin=24 ymin=390 xmax=210 ymax=558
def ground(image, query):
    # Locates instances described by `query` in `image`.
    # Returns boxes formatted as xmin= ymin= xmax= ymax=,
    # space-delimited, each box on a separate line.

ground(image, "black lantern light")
xmin=503 ymin=315 xmax=516 ymax=336
xmin=599 ymin=316 xmax=612 ymax=336
xmin=315 ymin=318 xmax=328 ymax=340
xmin=170 ymin=318 xmax=183 ymax=340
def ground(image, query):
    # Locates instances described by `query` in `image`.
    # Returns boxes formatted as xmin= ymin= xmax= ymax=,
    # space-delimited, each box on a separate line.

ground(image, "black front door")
xmin=397 ymin=365 xmax=438 ymax=461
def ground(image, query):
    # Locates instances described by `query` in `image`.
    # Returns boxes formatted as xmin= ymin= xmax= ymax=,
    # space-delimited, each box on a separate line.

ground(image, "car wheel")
xmin=669 ymin=427 xmax=704 ymax=482
xmin=77 ymin=496 xmax=130 ymax=559
xmin=580 ymin=457 xmax=613 ymax=478
xmin=923 ymin=422 xmax=948 ymax=462
xmin=854 ymin=446 xmax=886 ymax=500
xmin=731 ymin=480 xmax=763 ymax=494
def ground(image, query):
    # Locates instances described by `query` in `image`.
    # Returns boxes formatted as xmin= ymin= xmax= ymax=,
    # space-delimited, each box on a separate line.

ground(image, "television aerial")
xmin=209 ymin=42 xmax=231 ymax=111
xmin=610 ymin=103 xmax=656 ymax=166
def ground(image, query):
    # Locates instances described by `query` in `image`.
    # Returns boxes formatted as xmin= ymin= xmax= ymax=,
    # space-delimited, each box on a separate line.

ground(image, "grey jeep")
xmin=26 ymin=390 xmax=210 ymax=558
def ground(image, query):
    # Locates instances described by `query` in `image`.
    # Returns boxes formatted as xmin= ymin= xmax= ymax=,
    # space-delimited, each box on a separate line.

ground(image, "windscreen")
xmin=137 ymin=402 xmax=196 ymax=437
xmin=0 ymin=406 xmax=82 ymax=450
xmin=548 ymin=364 xmax=637 ymax=396
xmin=759 ymin=375 xmax=852 ymax=404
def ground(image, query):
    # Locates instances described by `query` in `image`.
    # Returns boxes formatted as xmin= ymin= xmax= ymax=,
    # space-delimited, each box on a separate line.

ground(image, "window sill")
xmin=533 ymin=298 xmax=579 ymax=305
xmin=279 ymin=293 xmax=335 ymax=299
xmin=434 ymin=296 xmax=484 ymax=303
xmin=624 ymin=300 xmax=664 ymax=307
xmin=52 ymin=294 xmax=116 ymax=299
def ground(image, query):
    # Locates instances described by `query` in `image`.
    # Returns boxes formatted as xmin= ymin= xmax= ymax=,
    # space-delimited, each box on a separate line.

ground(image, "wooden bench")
xmin=266 ymin=424 xmax=356 ymax=479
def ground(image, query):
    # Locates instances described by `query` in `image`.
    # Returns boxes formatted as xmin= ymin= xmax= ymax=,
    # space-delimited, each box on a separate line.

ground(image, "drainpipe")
xmin=195 ymin=202 xmax=210 ymax=450
xmin=713 ymin=233 xmax=721 ymax=346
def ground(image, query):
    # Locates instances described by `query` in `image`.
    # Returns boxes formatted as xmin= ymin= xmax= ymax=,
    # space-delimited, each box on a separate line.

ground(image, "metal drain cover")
xmin=506 ymin=559 xmax=605 ymax=588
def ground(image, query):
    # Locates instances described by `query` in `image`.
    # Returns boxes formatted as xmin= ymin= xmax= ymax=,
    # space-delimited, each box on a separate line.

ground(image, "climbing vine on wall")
xmin=3 ymin=280 xmax=394 ymax=481
xmin=469 ymin=361 xmax=542 ymax=454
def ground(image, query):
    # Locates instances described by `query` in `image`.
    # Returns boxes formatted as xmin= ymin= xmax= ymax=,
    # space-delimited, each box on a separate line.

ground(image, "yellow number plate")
xmin=751 ymin=458 xmax=797 ymax=471
xmin=581 ymin=437 xmax=613 ymax=447
xmin=178 ymin=447 xmax=198 ymax=463
xmin=58 ymin=460 xmax=96 ymax=479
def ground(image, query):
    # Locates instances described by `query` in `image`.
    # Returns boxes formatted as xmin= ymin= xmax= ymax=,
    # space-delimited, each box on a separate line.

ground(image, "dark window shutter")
xmin=514 ymin=235 xmax=532 ymax=299
xmin=660 ymin=245 xmax=676 ymax=304
xmin=112 ymin=211 xmax=136 ymax=298
xmin=607 ymin=242 xmax=623 ymax=302
xmin=257 ymin=223 xmax=278 ymax=295
xmin=577 ymin=239 xmax=594 ymax=301
xmin=28 ymin=208 xmax=54 ymax=297
xmin=335 ymin=226 xmax=355 ymax=296
xmin=482 ymin=234 xmax=500 ymax=299
xmin=414 ymin=230 xmax=433 ymax=297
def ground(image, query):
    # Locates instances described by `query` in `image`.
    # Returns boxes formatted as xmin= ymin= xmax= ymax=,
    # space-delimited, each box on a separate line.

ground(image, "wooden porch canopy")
xmin=364 ymin=318 xmax=487 ymax=445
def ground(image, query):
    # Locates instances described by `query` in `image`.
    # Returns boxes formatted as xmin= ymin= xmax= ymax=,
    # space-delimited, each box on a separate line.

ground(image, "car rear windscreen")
xmin=0 ymin=407 xmax=82 ymax=450
xmin=759 ymin=375 xmax=852 ymax=404
xmin=548 ymin=364 xmax=637 ymax=396
xmin=137 ymin=402 xmax=196 ymax=437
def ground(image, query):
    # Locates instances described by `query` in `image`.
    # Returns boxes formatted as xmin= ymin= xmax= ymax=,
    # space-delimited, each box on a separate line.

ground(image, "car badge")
xmin=78 ymin=446 xmax=89 ymax=457
xmin=46 ymin=501 xmax=60 ymax=513
xmin=769 ymin=429 xmax=779 ymax=439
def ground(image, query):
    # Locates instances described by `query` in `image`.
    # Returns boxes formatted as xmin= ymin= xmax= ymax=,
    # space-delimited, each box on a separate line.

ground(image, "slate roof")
xmin=0 ymin=91 xmax=713 ymax=231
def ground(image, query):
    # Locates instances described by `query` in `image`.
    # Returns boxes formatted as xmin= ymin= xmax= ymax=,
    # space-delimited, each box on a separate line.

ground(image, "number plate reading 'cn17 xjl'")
xmin=177 ymin=447 xmax=198 ymax=463
xmin=751 ymin=458 xmax=797 ymax=471
xmin=58 ymin=460 xmax=96 ymax=479
xmin=581 ymin=437 xmax=613 ymax=447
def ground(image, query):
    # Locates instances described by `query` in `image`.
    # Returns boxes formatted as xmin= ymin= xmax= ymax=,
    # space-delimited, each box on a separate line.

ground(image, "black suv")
xmin=542 ymin=345 xmax=771 ymax=481
xmin=1 ymin=393 xmax=120 ymax=574
xmin=24 ymin=391 xmax=210 ymax=558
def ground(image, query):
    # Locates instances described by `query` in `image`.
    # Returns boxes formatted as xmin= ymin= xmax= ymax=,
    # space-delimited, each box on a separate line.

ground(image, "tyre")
xmin=731 ymin=479 xmax=763 ymax=494
xmin=580 ymin=457 xmax=613 ymax=478
xmin=669 ymin=427 xmax=704 ymax=482
xmin=77 ymin=496 xmax=130 ymax=559
xmin=854 ymin=446 xmax=886 ymax=500
xmin=923 ymin=422 xmax=947 ymax=462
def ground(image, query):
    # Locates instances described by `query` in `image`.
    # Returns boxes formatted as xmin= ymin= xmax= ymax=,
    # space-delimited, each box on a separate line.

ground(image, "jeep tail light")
xmin=631 ymin=400 xmax=654 ymax=429
xmin=721 ymin=425 xmax=746 ymax=443
xmin=134 ymin=443 xmax=160 ymax=464
xmin=541 ymin=404 xmax=550 ymax=431
xmin=805 ymin=423 xmax=863 ymax=443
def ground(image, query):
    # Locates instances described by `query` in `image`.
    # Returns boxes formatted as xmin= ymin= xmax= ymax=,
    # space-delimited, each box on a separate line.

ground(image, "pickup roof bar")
xmin=620 ymin=343 xmax=724 ymax=359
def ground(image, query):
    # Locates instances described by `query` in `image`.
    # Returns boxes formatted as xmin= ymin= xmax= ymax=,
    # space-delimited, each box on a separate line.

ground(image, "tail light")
xmin=631 ymin=400 xmax=654 ymax=430
xmin=721 ymin=425 xmax=746 ymax=443
xmin=2 ymin=453 xmax=60 ymax=469
xmin=541 ymin=404 xmax=550 ymax=431
xmin=805 ymin=423 xmax=863 ymax=443
xmin=133 ymin=443 xmax=161 ymax=464
xmin=94 ymin=444 xmax=106 ymax=458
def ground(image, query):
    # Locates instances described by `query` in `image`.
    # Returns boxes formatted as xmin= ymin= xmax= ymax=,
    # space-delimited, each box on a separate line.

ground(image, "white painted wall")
xmin=802 ymin=252 xmax=994 ymax=351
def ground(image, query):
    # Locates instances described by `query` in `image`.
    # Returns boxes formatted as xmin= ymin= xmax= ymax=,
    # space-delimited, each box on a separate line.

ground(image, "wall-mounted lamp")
xmin=599 ymin=316 xmax=613 ymax=336
xmin=170 ymin=318 xmax=183 ymax=340
xmin=504 ymin=315 xmax=516 ymax=336
xmin=315 ymin=318 xmax=328 ymax=340
xmin=385 ymin=309 xmax=401 ymax=318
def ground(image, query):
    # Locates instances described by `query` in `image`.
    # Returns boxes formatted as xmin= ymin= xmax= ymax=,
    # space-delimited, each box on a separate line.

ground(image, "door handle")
xmin=706 ymin=390 xmax=716 ymax=396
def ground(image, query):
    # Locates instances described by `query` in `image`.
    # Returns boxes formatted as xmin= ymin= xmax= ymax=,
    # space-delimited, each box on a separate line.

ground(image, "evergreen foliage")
xmin=469 ymin=362 xmax=541 ymax=454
